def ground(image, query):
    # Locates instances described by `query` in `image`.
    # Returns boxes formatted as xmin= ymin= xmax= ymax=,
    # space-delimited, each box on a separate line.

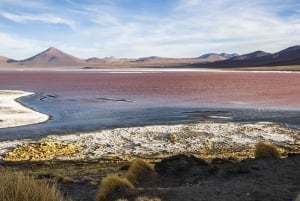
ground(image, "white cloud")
xmin=0 ymin=12 xmax=76 ymax=29
xmin=0 ymin=0 xmax=299 ymax=58
xmin=0 ymin=33 xmax=48 ymax=59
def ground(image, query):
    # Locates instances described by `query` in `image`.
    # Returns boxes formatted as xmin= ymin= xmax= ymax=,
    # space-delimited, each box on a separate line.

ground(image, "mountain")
xmin=86 ymin=57 xmax=105 ymax=63
xmin=198 ymin=53 xmax=238 ymax=60
xmin=198 ymin=53 xmax=226 ymax=61
xmin=268 ymin=45 xmax=300 ymax=65
xmin=191 ymin=45 xmax=300 ymax=68
xmin=1 ymin=45 xmax=300 ymax=69
xmin=229 ymin=51 xmax=270 ymax=60
xmin=12 ymin=47 xmax=86 ymax=66
xmin=219 ymin=53 xmax=239 ymax=59
xmin=135 ymin=56 xmax=163 ymax=62
xmin=0 ymin=56 xmax=9 ymax=63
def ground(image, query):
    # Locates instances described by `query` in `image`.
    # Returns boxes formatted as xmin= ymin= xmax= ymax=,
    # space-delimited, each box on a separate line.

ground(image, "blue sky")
xmin=0 ymin=0 xmax=299 ymax=59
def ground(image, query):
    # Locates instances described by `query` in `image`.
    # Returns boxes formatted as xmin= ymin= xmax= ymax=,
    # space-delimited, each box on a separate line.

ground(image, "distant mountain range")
xmin=0 ymin=45 xmax=299 ymax=69
xmin=0 ymin=47 xmax=232 ymax=68
xmin=190 ymin=45 xmax=300 ymax=68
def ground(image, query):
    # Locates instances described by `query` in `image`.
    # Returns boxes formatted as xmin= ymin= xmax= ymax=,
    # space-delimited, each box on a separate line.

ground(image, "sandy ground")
xmin=0 ymin=90 xmax=49 ymax=128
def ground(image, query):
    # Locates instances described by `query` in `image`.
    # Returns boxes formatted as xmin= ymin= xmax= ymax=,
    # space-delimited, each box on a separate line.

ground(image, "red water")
xmin=0 ymin=71 xmax=300 ymax=109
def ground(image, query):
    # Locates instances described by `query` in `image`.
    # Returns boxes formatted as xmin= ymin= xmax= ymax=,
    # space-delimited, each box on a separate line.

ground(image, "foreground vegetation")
xmin=0 ymin=169 xmax=70 ymax=201
xmin=0 ymin=141 xmax=299 ymax=201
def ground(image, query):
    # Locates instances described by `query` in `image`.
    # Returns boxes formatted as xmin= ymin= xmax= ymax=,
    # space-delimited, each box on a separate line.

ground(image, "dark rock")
xmin=120 ymin=165 xmax=130 ymax=171
xmin=250 ymin=166 xmax=260 ymax=171
xmin=208 ymin=166 xmax=219 ymax=175
xmin=226 ymin=164 xmax=250 ymax=175
xmin=155 ymin=154 xmax=208 ymax=175
xmin=287 ymin=153 xmax=300 ymax=157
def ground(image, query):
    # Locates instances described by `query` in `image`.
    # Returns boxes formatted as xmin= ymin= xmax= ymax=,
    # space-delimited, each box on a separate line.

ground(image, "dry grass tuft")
xmin=55 ymin=174 xmax=75 ymax=184
xmin=127 ymin=159 xmax=154 ymax=185
xmin=296 ymin=193 xmax=300 ymax=201
xmin=255 ymin=142 xmax=281 ymax=159
xmin=135 ymin=196 xmax=161 ymax=201
xmin=96 ymin=174 xmax=134 ymax=201
xmin=0 ymin=169 xmax=70 ymax=201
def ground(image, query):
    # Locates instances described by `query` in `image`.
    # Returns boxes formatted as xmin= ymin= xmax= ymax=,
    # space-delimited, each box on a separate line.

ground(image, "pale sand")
xmin=0 ymin=90 xmax=49 ymax=128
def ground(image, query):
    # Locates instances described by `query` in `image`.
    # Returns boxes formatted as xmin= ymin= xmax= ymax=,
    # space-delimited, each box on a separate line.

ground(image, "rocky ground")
xmin=1 ymin=153 xmax=300 ymax=201
xmin=1 ymin=121 xmax=299 ymax=200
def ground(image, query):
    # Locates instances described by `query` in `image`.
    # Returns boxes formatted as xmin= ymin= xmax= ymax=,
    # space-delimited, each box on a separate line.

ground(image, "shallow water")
xmin=1 ymin=70 xmax=300 ymax=140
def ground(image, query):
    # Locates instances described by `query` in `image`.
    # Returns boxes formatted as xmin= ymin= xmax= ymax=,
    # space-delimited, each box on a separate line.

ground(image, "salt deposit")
xmin=0 ymin=90 xmax=49 ymax=128
xmin=1 ymin=121 xmax=299 ymax=161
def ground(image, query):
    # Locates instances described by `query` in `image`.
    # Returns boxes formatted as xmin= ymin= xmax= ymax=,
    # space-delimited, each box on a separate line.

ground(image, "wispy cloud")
xmin=0 ymin=32 xmax=47 ymax=59
xmin=0 ymin=12 xmax=76 ymax=29
xmin=0 ymin=0 xmax=299 ymax=59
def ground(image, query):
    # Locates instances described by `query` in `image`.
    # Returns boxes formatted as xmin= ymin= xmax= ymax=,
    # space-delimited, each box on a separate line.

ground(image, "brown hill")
xmin=0 ymin=56 xmax=9 ymax=63
xmin=12 ymin=47 xmax=86 ymax=67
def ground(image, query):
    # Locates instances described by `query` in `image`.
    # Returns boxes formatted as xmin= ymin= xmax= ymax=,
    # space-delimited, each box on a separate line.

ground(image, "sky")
xmin=0 ymin=0 xmax=300 ymax=59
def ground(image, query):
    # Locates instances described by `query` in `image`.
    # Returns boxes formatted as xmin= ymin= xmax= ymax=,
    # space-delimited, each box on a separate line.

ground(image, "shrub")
xmin=255 ymin=142 xmax=280 ymax=159
xmin=96 ymin=174 xmax=134 ymax=201
xmin=0 ymin=169 xmax=70 ymax=201
xmin=127 ymin=159 xmax=154 ymax=185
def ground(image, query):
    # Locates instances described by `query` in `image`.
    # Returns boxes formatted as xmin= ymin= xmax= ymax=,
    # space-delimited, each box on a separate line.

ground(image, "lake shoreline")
xmin=0 ymin=90 xmax=49 ymax=129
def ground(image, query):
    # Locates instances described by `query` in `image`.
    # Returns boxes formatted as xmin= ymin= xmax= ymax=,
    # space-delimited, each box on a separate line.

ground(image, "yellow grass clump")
xmin=127 ymin=159 xmax=154 ymax=185
xmin=135 ymin=196 xmax=161 ymax=201
xmin=255 ymin=142 xmax=281 ymax=159
xmin=296 ymin=193 xmax=300 ymax=201
xmin=3 ymin=142 xmax=82 ymax=161
xmin=96 ymin=174 xmax=134 ymax=201
xmin=0 ymin=169 xmax=70 ymax=201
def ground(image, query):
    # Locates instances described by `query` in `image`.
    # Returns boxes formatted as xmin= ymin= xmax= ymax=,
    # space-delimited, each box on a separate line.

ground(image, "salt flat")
xmin=0 ymin=90 xmax=49 ymax=128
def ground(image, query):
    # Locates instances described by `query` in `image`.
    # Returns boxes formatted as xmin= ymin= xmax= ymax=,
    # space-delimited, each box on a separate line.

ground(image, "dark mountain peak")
xmin=230 ymin=51 xmax=271 ymax=61
xmin=275 ymin=45 xmax=300 ymax=55
xmin=271 ymin=45 xmax=300 ymax=61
